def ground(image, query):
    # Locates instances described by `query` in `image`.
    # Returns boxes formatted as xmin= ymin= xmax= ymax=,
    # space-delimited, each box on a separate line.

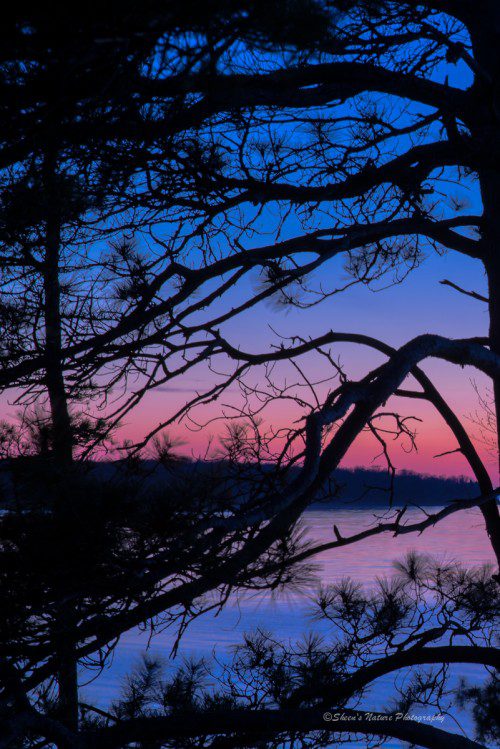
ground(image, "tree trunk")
xmin=480 ymin=172 xmax=500 ymax=568
xmin=42 ymin=154 xmax=79 ymax=735
xmin=483 ymin=198 xmax=500 ymax=469
xmin=43 ymin=178 xmax=73 ymax=467
xmin=468 ymin=5 xmax=500 ymax=569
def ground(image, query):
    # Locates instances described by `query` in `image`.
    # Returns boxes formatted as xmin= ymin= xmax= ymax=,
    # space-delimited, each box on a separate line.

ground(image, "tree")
xmin=0 ymin=0 xmax=499 ymax=747
xmin=86 ymin=553 xmax=500 ymax=749
xmin=0 ymin=1 xmax=340 ymax=735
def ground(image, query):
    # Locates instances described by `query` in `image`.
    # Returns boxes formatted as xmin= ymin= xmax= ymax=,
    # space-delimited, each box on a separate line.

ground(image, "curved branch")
xmin=140 ymin=60 xmax=471 ymax=119
xmin=218 ymin=141 xmax=472 ymax=208
xmin=0 ymin=216 xmax=483 ymax=391
xmin=86 ymin=707 xmax=487 ymax=749
xmin=287 ymin=644 xmax=500 ymax=707
xmin=282 ymin=490 xmax=499 ymax=566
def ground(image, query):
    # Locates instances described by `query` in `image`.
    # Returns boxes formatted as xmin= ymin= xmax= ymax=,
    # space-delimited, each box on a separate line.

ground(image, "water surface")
xmin=83 ymin=506 xmax=495 ymax=745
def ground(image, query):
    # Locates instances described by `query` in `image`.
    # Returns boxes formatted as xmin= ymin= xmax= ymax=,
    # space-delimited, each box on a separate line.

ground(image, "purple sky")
xmin=116 ymin=244 xmax=493 ymax=479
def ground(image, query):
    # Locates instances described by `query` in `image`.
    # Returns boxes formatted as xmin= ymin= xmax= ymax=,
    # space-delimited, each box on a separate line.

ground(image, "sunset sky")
xmin=114 ymin=61 xmax=496 ymax=480
xmin=0 ymin=219 xmax=491 ymax=478
xmin=114 ymin=240 xmax=493 ymax=479
xmin=1 ymin=61 xmax=494 ymax=481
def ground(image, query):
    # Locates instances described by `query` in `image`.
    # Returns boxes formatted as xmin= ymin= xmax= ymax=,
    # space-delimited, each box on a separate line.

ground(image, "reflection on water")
xmin=84 ymin=506 xmax=494 ymax=745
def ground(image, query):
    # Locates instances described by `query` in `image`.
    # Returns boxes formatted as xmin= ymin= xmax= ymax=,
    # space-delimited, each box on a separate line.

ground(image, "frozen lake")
xmin=82 ymin=505 xmax=495 ymax=746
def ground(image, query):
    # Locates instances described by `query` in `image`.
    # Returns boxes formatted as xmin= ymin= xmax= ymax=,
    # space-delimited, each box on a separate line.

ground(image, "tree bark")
xmin=42 ymin=153 xmax=78 ymax=734
xmin=481 ymin=175 xmax=500 ymax=569
xmin=88 ymin=707 xmax=488 ymax=749
xmin=469 ymin=3 xmax=500 ymax=565
xmin=42 ymin=158 xmax=73 ymax=467
xmin=482 ymin=172 xmax=500 ymax=478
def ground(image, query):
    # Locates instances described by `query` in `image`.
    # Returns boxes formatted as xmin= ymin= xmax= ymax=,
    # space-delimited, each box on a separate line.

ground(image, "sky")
xmin=117 ymin=241 xmax=494 ymax=480
xmin=1 ymin=204 xmax=491 ymax=480
xmin=117 ymin=54 xmax=497 ymax=480
xmin=1 ymin=53 xmax=495 ymax=481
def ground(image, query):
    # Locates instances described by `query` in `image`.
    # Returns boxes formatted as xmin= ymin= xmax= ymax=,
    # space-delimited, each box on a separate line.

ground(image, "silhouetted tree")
xmin=0 ymin=1 xmax=339 ymax=737
xmin=45 ymin=554 xmax=500 ymax=748
xmin=1 ymin=1 xmax=499 ymax=747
